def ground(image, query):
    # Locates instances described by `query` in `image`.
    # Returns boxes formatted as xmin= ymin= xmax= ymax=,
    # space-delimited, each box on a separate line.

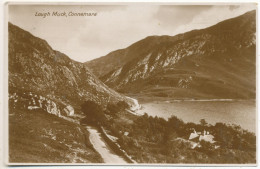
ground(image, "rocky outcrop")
xmin=9 ymin=91 xmax=74 ymax=117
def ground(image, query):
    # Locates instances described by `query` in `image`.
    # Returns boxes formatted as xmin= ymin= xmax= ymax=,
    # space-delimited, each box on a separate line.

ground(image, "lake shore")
xmin=135 ymin=99 xmax=256 ymax=133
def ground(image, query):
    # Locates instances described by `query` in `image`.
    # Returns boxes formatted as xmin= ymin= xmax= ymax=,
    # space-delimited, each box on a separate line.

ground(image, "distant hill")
xmin=85 ymin=10 xmax=256 ymax=99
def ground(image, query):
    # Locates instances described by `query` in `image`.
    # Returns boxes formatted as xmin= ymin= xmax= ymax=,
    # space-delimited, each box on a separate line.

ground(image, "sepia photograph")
xmin=6 ymin=2 xmax=257 ymax=165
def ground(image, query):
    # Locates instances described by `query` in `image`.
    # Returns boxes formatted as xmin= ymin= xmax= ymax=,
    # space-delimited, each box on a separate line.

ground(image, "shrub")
xmin=117 ymin=101 xmax=130 ymax=110
xmin=106 ymin=101 xmax=130 ymax=115
xmin=81 ymin=100 xmax=105 ymax=125
xmin=106 ymin=103 xmax=120 ymax=114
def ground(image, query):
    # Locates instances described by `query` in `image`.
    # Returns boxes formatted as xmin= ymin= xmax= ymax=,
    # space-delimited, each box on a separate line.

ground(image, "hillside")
xmin=8 ymin=23 xmax=133 ymax=163
xmin=9 ymin=104 xmax=102 ymax=163
xmin=86 ymin=10 xmax=256 ymax=99
xmin=8 ymin=23 xmax=130 ymax=108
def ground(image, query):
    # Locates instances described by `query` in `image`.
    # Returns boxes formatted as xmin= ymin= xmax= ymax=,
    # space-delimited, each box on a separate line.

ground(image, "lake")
xmin=136 ymin=100 xmax=256 ymax=133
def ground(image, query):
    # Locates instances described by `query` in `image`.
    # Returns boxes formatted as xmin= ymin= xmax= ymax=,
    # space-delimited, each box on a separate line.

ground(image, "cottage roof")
xmin=189 ymin=132 xmax=199 ymax=140
xmin=199 ymin=134 xmax=215 ymax=143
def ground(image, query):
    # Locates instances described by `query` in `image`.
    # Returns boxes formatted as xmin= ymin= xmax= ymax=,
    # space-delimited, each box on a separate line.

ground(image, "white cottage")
xmin=189 ymin=129 xmax=215 ymax=144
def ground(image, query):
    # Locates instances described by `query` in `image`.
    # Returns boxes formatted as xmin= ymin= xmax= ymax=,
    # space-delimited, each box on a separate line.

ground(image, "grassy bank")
xmin=9 ymin=105 xmax=102 ymax=163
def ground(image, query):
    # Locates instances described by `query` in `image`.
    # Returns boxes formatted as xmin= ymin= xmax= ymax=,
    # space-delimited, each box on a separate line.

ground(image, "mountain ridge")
xmin=85 ymin=10 xmax=255 ymax=77
xmin=85 ymin=10 xmax=256 ymax=99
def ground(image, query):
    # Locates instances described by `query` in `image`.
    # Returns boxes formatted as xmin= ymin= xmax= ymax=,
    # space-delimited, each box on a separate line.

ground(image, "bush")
xmin=198 ymin=140 xmax=216 ymax=156
xmin=117 ymin=101 xmax=130 ymax=110
xmin=81 ymin=100 xmax=105 ymax=125
xmin=106 ymin=101 xmax=130 ymax=115
xmin=106 ymin=103 xmax=120 ymax=114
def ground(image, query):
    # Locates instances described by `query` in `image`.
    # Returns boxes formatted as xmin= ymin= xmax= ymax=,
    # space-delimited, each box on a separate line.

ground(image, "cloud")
xmin=172 ymin=4 xmax=256 ymax=36
xmin=155 ymin=5 xmax=213 ymax=29
xmin=62 ymin=5 xmax=161 ymax=61
xmin=229 ymin=5 xmax=240 ymax=11
xmin=9 ymin=4 xmax=256 ymax=62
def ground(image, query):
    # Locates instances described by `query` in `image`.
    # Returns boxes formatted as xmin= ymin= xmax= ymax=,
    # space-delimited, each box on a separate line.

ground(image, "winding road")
xmin=86 ymin=126 xmax=127 ymax=164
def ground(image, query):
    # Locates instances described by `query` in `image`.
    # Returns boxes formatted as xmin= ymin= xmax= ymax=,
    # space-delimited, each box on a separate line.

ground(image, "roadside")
xmin=86 ymin=126 xmax=127 ymax=164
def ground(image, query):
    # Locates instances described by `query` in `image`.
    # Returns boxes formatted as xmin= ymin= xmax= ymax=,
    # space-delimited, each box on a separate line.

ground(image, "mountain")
xmin=85 ymin=10 xmax=256 ymax=99
xmin=8 ymin=23 xmax=135 ymax=163
xmin=9 ymin=23 xmax=129 ymax=109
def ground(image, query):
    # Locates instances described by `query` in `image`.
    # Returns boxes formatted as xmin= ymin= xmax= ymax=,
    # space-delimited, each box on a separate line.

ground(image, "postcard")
xmin=4 ymin=1 xmax=257 ymax=166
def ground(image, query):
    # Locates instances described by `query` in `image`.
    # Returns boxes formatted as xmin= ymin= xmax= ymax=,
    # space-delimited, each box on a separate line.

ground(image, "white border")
xmin=1 ymin=0 xmax=259 ymax=169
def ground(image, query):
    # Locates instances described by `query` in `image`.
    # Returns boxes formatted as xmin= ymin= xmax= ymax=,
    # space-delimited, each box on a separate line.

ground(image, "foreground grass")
xmin=9 ymin=106 xmax=102 ymax=163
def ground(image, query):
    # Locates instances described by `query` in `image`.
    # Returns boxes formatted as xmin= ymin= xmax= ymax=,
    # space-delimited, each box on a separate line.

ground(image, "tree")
xmin=199 ymin=140 xmax=216 ymax=156
xmin=81 ymin=100 xmax=105 ymax=125
xmin=107 ymin=103 xmax=119 ymax=114
xmin=117 ymin=101 xmax=130 ymax=110
xmin=105 ymin=101 xmax=130 ymax=116
xmin=200 ymin=119 xmax=208 ymax=126
xmin=168 ymin=115 xmax=184 ymax=136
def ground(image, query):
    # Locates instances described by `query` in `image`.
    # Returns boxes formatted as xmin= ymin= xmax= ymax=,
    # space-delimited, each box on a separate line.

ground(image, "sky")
xmin=9 ymin=4 xmax=256 ymax=62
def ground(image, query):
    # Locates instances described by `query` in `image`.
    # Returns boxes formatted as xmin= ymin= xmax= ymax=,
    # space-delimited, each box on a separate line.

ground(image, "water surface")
xmin=137 ymin=100 xmax=256 ymax=133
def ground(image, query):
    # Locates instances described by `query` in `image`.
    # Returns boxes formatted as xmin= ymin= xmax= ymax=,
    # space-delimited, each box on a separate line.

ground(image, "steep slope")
xmin=8 ymin=23 xmax=133 ymax=163
xmin=9 ymin=23 xmax=128 ymax=108
xmin=85 ymin=37 xmax=167 ymax=77
xmin=86 ymin=10 xmax=256 ymax=99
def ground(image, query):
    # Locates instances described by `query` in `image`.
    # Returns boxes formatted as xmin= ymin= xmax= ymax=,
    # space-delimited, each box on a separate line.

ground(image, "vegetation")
xmin=9 ymin=104 xmax=102 ymax=163
xmin=200 ymin=119 xmax=207 ymax=126
xmin=72 ymin=99 xmax=256 ymax=164
xmin=80 ymin=100 xmax=130 ymax=126
xmin=80 ymin=100 xmax=106 ymax=125
xmin=105 ymin=101 xmax=130 ymax=116
xmin=9 ymin=93 xmax=256 ymax=164
xmin=104 ymin=113 xmax=256 ymax=164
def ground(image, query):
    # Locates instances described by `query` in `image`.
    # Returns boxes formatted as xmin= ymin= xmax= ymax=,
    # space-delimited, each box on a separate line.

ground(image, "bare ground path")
xmin=86 ymin=126 xmax=127 ymax=164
